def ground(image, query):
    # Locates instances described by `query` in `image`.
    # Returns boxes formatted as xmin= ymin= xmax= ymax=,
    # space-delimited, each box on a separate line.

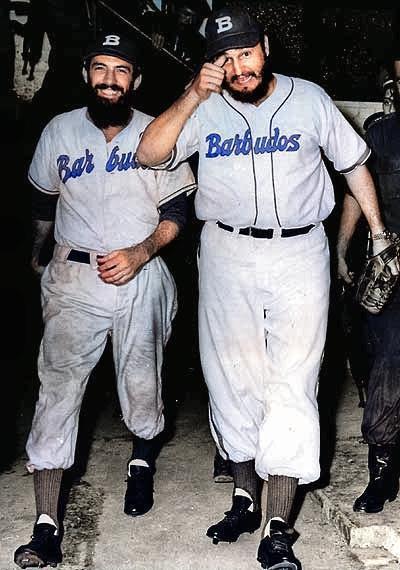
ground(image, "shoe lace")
xmin=221 ymin=502 xmax=250 ymax=525
xmin=222 ymin=510 xmax=241 ymax=525
xmin=269 ymin=531 xmax=292 ymax=555
xmin=29 ymin=526 xmax=56 ymax=547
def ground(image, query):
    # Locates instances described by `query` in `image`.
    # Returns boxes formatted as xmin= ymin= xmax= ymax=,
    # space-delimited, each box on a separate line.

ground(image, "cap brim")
xmin=84 ymin=49 xmax=136 ymax=66
xmin=205 ymin=31 xmax=260 ymax=60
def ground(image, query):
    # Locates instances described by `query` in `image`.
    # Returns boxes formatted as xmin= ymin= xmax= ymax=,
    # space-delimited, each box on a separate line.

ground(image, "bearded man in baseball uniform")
xmin=14 ymin=31 xmax=195 ymax=569
xmin=136 ymin=7 xmax=398 ymax=570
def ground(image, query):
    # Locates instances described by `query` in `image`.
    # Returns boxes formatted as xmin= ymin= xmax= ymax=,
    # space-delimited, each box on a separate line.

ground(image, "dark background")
xmin=96 ymin=1 xmax=400 ymax=103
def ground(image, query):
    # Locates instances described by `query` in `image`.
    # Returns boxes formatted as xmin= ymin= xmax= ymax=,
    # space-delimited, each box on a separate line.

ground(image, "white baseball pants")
xmin=27 ymin=250 xmax=176 ymax=471
xmin=198 ymin=221 xmax=330 ymax=484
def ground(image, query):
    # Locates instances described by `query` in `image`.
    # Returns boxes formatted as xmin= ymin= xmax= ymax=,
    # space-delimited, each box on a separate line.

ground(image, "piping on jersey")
xmin=221 ymin=76 xmax=295 ymax=228
xmin=221 ymin=95 xmax=259 ymax=226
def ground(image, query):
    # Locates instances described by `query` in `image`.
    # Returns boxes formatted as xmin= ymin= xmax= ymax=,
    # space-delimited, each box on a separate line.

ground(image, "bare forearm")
xmin=136 ymin=57 xmax=228 ymax=166
xmin=97 ymin=220 xmax=180 ymax=286
xmin=136 ymin=88 xmax=201 ymax=166
xmin=140 ymin=220 xmax=180 ymax=258
xmin=343 ymin=164 xmax=385 ymax=234
xmin=337 ymin=193 xmax=362 ymax=258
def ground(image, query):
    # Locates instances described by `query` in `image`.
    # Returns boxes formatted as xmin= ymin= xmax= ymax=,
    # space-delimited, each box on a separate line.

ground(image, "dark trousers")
xmin=362 ymin=285 xmax=400 ymax=444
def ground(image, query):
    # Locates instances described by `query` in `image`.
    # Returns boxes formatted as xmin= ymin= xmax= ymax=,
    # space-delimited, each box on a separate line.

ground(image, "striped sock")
xmin=34 ymin=468 xmax=63 ymax=529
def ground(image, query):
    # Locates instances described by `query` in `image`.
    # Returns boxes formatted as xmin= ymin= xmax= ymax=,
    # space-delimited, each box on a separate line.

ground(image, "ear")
xmin=82 ymin=66 xmax=88 ymax=84
xmin=263 ymin=34 xmax=270 ymax=57
xmin=133 ymin=73 xmax=142 ymax=91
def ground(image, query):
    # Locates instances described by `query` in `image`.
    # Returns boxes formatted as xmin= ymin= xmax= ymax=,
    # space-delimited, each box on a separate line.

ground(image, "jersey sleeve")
xmin=28 ymin=120 xmax=61 ymax=195
xmin=157 ymin=159 xmax=197 ymax=207
xmin=317 ymin=91 xmax=371 ymax=173
xmin=154 ymin=113 xmax=200 ymax=171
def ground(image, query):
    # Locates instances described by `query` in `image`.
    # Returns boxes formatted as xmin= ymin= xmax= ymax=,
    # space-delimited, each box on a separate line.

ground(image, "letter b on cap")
xmin=102 ymin=34 xmax=121 ymax=46
xmin=215 ymin=16 xmax=232 ymax=34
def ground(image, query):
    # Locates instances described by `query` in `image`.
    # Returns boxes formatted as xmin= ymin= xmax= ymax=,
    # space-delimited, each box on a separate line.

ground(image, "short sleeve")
xmin=157 ymin=160 xmax=197 ymax=207
xmin=28 ymin=120 xmax=61 ymax=195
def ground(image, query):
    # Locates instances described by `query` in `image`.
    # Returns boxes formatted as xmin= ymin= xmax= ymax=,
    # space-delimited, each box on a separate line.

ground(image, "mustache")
xmin=94 ymin=83 xmax=124 ymax=93
xmin=231 ymin=72 xmax=259 ymax=82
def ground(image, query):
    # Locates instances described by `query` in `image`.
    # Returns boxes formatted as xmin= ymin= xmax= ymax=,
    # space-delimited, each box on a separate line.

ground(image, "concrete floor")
xmin=0 ymin=365 xmax=384 ymax=570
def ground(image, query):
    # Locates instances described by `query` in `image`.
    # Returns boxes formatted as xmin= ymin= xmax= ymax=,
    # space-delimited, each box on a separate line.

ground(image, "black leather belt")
xmin=216 ymin=221 xmax=314 ymax=238
xmin=67 ymin=249 xmax=91 ymax=264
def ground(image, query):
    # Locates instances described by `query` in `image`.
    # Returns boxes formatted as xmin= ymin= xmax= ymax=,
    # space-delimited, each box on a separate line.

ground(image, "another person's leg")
xmin=353 ymin=289 xmax=400 ymax=513
xmin=213 ymin=446 xmax=233 ymax=483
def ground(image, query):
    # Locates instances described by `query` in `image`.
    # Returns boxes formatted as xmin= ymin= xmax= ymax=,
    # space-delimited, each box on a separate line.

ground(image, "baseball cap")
xmin=205 ymin=7 xmax=263 ymax=60
xmin=83 ymin=32 xmax=140 ymax=68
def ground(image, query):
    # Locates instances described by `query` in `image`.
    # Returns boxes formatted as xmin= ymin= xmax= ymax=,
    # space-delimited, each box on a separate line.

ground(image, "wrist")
xmin=140 ymin=238 xmax=156 ymax=260
xmin=372 ymin=228 xmax=391 ymax=240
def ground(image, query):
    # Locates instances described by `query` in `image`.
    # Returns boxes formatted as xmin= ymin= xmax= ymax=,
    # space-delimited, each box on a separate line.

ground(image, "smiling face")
xmin=219 ymin=42 xmax=274 ymax=104
xmin=89 ymin=54 xmax=134 ymax=101
xmin=86 ymin=54 xmax=137 ymax=129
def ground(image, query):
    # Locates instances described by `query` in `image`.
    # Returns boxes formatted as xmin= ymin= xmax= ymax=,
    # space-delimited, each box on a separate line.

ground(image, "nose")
xmin=103 ymin=67 xmax=117 ymax=84
xmin=231 ymin=58 xmax=243 ymax=77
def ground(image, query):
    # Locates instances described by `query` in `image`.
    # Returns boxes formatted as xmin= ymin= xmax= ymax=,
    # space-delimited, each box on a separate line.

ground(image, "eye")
xmin=242 ymin=50 xmax=251 ymax=58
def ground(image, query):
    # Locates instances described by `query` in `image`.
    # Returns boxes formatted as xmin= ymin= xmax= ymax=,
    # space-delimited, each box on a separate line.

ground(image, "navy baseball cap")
xmin=83 ymin=32 xmax=140 ymax=67
xmin=205 ymin=7 xmax=263 ymax=60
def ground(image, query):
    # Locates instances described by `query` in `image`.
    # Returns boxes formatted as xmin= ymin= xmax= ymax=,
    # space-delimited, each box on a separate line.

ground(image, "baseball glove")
xmin=355 ymin=238 xmax=400 ymax=314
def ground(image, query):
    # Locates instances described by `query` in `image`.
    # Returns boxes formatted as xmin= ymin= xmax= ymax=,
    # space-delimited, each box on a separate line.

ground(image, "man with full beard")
xmin=136 ymin=6 xmax=397 ymax=569
xmin=14 ymin=32 xmax=195 ymax=569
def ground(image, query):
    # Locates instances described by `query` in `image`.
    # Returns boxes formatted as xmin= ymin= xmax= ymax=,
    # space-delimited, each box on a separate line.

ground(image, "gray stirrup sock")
xmin=231 ymin=459 xmax=260 ymax=511
xmin=266 ymin=475 xmax=298 ymax=523
xmin=34 ymin=468 xmax=64 ymax=528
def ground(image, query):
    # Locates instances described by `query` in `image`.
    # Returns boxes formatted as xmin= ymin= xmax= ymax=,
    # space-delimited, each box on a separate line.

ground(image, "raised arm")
xmin=136 ymin=56 xmax=227 ymax=166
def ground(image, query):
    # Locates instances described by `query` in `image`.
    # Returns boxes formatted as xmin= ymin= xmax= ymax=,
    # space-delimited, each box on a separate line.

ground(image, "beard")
xmin=223 ymin=56 xmax=274 ymax=104
xmin=87 ymin=83 xmax=134 ymax=129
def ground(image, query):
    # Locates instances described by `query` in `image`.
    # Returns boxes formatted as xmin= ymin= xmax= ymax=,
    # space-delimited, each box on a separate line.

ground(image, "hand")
xmin=31 ymin=256 xmax=45 ymax=279
xmin=337 ymin=254 xmax=354 ymax=285
xmin=97 ymin=244 xmax=150 ymax=286
xmin=189 ymin=55 xmax=227 ymax=102
xmin=372 ymin=236 xmax=400 ymax=276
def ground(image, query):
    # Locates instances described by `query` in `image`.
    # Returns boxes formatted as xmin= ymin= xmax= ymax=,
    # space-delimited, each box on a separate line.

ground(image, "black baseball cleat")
xmin=206 ymin=495 xmax=261 ymax=544
xmin=213 ymin=450 xmax=233 ymax=483
xmin=14 ymin=523 xmax=62 ymax=568
xmin=257 ymin=519 xmax=301 ymax=570
xmin=124 ymin=464 xmax=154 ymax=517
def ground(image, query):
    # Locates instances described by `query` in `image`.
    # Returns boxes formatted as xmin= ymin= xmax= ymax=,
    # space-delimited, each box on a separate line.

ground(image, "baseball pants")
xmin=198 ymin=221 xmax=330 ymax=485
xmin=27 ymin=248 xmax=177 ymax=471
